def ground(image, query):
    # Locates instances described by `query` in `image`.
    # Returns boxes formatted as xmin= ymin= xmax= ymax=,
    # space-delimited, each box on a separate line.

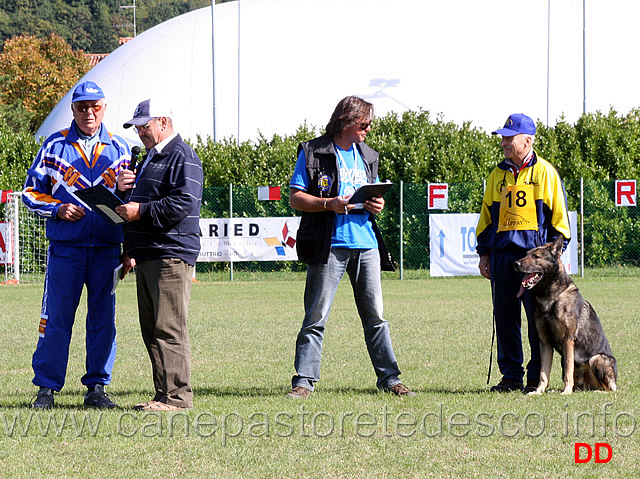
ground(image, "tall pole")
xmin=237 ymin=0 xmax=241 ymax=144
xmin=546 ymin=0 xmax=551 ymax=126
xmin=12 ymin=195 xmax=20 ymax=283
xmin=211 ymin=0 xmax=217 ymax=141
xmin=583 ymin=0 xmax=586 ymax=115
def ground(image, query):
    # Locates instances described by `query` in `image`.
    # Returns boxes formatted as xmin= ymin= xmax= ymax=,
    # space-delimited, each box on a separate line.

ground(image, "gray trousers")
xmin=136 ymin=258 xmax=194 ymax=408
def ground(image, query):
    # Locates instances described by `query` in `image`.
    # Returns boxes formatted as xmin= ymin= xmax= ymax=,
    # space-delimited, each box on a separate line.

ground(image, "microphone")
xmin=129 ymin=146 xmax=141 ymax=173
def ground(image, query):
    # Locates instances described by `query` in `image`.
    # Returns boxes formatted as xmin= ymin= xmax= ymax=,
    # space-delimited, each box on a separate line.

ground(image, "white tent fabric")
xmin=36 ymin=0 xmax=640 ymax=145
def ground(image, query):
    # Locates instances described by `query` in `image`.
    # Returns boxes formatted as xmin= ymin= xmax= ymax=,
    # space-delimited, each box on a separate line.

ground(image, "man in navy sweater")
xmin=117 ymin=99 xmax=203 ymax=411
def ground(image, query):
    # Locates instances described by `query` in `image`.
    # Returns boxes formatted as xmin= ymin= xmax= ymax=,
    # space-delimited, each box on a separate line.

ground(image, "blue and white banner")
xmin=198 ymin=217 xmax=300 ymax=262
xmin=429 ymin=212 xmax=579 ymax=277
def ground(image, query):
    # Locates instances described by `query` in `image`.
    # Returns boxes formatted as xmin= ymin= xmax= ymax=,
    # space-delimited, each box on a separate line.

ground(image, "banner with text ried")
xmin=198 ymin=217 xmax=300 ymax=262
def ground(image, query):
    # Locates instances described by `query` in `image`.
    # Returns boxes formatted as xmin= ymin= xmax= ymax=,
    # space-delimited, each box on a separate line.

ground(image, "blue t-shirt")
xmin=290 ymin=143 xmax=378 ymax=249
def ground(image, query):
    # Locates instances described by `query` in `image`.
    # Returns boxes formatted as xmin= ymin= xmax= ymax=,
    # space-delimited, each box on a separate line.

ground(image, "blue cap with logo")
xmin=72 ymin=81 xmax=105 ymax=102
xmin=123 ymin=99 xmax=174 ymax=128
xmin=492 ymin=113 xmax=536 ymax=136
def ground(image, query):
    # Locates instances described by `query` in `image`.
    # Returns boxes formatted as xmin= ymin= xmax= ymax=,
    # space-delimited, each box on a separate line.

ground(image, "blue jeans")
xmin=292 ymin=248 xmax=402 ymax=391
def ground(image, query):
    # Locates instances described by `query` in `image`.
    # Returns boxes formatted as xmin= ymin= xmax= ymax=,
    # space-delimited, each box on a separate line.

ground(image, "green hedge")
xmin=0 ymin=118 xmax=39 ymax=191
xmin=1 ymin=109 xmax=639 ymax=269
xmin=3 ymin=107 xmax=639 ymax=190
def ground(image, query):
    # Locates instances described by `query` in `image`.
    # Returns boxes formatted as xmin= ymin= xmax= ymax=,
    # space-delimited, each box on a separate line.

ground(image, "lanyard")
xmin=334 ymin=143 xmax=363 ymax=195
xmin=508 ymin=149 xmax=534 ymax=180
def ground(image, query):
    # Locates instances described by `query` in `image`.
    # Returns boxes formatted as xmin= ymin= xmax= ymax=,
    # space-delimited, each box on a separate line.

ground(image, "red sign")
xmin=615 ymin=180 xmax=636 ymax=207
xmin=1 ymin=190 xmax=13 ymax=203
xmin=428 ymin=183 xmax=449 ymax=209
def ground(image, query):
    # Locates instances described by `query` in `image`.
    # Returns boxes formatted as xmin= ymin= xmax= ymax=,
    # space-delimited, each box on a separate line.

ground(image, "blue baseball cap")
xmin=72 ymin=81 xmax=105 ymax=102
xmin=492 ymin=113 xmax=536 ymax=136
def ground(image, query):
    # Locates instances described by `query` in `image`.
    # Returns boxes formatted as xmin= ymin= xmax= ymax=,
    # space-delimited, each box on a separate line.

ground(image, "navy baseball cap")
xmin=492 ymin=113 xmax=536 ymax=136
xmin=123 ymin=99 xmax=173 ymax=128
xmin=72 ymin=81 xmax=105 ymax=102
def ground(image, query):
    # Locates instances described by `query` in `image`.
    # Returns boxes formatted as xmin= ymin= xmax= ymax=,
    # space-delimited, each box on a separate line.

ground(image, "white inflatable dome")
xmin=35 ymin=0 xmax=640 ymax=146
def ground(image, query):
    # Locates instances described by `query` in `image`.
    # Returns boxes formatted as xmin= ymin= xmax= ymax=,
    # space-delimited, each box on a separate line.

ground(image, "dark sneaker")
xmin=32 ymin=387 xmax=54 ymax=410
xmin=490 ymin=378 xmax=523 ymax=393
xmin=84 ymin=384 xmax=118 ymax=409
xmin=384 ymin=383 xmax=415 ymax=397
xmin=285 ymin=386 xmax=311 ymax=399
xmin=522 ymin=381 xmax=539 ymax=394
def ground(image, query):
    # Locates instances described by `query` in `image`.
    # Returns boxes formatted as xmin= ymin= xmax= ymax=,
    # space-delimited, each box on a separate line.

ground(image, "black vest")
xmin=295 ymin=134 xmax=394 ymax=271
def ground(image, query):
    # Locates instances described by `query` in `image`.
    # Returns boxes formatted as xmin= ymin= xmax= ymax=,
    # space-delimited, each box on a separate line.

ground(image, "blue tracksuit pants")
xmin=491 ymin=249 xmax=540 ymax=385
xmin=32 ymin=243 xmax=119 ymax=391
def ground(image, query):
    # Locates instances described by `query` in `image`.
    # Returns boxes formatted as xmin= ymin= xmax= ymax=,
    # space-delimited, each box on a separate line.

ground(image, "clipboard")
xmin=348 ymin=182 xmax=393 ymax=204
xmin=73 ymin=184 xmax=127 ymax=225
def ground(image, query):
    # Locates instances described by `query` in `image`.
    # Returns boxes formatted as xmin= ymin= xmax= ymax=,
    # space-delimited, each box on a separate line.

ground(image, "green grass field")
xmin=0 ymin=273 xmax=638 ymax=478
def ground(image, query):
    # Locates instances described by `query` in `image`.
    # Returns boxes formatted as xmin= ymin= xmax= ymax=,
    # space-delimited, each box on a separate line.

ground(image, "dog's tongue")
xmin=517 ymin=272 xmax=540 ymax=298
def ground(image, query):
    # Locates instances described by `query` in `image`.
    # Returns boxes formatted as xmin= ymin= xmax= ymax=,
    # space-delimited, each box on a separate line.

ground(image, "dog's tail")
xmin=589 ymin=354 xmax=618 ymax=392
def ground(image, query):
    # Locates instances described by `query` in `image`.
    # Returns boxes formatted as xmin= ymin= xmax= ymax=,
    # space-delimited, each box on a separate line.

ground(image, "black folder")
xmin=74 ymin=184 xmax=127 ymax=225
xmin=348 ymin=182 xmax=393 ymax=204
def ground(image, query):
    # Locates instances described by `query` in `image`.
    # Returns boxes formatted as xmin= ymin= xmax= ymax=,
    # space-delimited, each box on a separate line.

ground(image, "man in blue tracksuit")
xmin=22 ymin=81 xmax=131 ymax=409
xmin=476 ymin=113 xmax=571 ymax=393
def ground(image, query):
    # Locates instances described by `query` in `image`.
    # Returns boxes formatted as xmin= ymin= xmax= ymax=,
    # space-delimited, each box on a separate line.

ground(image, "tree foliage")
xmin=0 ymin=0 xmax=229 ymax=53
xmin=186 ymin=108 xmax=640 ymax=188
xmin=365 ymin=110 xmax=499 ymax=183
xmin=536 ymin=108 xmax=640 ymax=181
xmin=0 ymin=117 xmax=39 ymax=191
xmin=0 ymin=34 xmax=89 ymax=132
xmin=0 ymin=1 xmax=233 ymax=132
xmin=195 ymin=123 xmax=318 ymax=188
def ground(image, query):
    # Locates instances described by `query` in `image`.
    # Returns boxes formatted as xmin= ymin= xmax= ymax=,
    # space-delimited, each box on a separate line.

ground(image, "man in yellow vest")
xmin=476 ymin=113 xmax=571 ymax=393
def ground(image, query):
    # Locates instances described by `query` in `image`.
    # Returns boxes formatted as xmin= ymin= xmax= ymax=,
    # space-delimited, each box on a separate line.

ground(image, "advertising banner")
xmin=198 ymin=217 xmax=300 ymax=262
xmin=429 ymin=212 xmax=578 ymax=276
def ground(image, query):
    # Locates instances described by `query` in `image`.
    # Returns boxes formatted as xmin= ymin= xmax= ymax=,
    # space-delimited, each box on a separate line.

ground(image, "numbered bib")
xmin=497 ymin=184 xmax=538 ymax=232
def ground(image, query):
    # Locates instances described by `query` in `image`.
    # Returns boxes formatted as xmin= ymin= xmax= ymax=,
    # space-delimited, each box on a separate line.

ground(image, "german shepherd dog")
xmin=514 ymin=236 xmax=617 ymax=395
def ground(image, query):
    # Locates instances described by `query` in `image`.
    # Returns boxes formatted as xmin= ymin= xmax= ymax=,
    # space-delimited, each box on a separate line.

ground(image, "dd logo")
xmin=574 ymin=443 xmax=613 ymax=464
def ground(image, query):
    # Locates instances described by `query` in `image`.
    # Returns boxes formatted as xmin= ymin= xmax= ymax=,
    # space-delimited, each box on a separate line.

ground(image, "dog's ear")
xmin=551 ymin=235 xmax=564 ymax=257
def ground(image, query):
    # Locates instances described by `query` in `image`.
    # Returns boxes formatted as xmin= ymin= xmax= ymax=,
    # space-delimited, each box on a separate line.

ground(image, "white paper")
xmin=111 ymin=264 xmax=123 ymax=295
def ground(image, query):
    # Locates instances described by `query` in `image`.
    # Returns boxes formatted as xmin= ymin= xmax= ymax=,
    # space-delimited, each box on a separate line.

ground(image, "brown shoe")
xmin=133 ymin=392 xmax=164 ymax=411
xmin=384 ymin=383 xmax=415 ymax=397
xmin=133 ymin=401 xmax=155 ymax=411
xmin=135 ymin=400 xmax=186 ymax=411
xmin=285 ymin=386 xmax=311 ymax=399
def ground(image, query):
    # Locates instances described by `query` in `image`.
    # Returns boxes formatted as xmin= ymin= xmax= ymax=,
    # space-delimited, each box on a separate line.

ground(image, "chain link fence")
xmin=1 ymin=193 xmax=48 ymax=283
xmin=2 ymin=179 xmax=639 ymax=282
xmin=198 ymin=179 xmax=639 ymax=274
